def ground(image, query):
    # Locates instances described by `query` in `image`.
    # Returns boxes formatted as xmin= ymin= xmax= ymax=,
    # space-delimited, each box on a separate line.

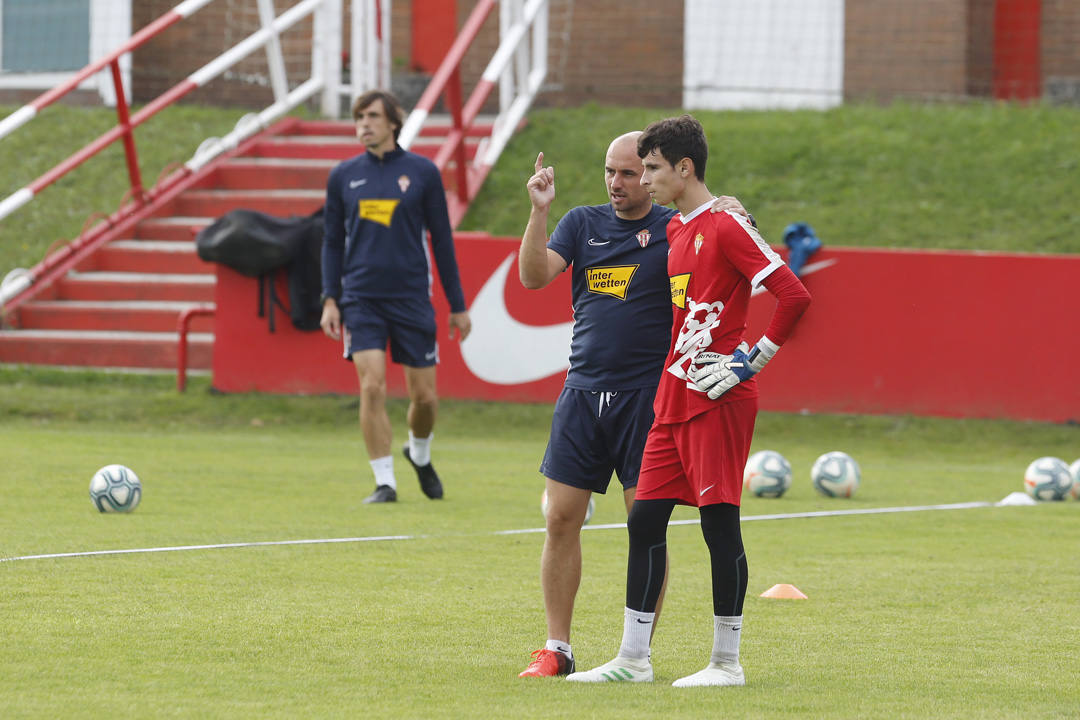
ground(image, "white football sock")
xmin=711 ymin=615 xmax=742 ymax=665
xmin=409 ymin=431 xmax=432 ymax=466
xmin=545 ymin=639 xmax=572 ymax=658
xmin=618 ymin=607 xmax=654 ymax=660
xmin=370 ymin=455 xmax=396 ymax=490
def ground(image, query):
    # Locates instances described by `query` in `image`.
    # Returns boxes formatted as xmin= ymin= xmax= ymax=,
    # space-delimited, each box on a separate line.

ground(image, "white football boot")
xmin=565 ymin=655 xmax=653 ymax=683
xmin=672 ymin=661 xmax=746 ymax=687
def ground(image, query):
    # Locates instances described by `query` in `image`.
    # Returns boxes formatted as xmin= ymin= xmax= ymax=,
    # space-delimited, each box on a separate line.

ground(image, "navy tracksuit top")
xmin=321 ymin=145 xmax=466 ymax=313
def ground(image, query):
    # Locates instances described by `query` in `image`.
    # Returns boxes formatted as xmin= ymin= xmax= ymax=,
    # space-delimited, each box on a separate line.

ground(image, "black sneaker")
xmin=403 ymin=445 xmax=444 ymax=499
xmin=363 ymin=485 xmax=397 ymax=504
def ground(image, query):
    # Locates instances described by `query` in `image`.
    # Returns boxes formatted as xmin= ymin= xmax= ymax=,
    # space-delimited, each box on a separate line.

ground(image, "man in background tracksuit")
xmin=320 ymin=90 xmax=471 ymax=505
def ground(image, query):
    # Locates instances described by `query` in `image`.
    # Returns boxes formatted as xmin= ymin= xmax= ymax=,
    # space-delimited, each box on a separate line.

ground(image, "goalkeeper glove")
xmin=688 ymin=337 xmax=780 ymax=400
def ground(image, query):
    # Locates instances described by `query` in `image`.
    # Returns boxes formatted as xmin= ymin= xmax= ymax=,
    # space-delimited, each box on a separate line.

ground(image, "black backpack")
xmin=195 ymin=208 xmax=324 ymax=332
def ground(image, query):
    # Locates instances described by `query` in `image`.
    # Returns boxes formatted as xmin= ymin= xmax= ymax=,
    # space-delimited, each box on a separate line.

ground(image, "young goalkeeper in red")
xmin=567 ymin=114 xmax=811 ymax=687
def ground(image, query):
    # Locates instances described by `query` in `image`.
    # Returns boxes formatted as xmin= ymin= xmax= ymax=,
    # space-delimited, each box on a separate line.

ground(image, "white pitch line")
xmin=1 ymin=535 xmax=415 ymax=563
xmin=0 ymin=501 xmax=999 ymax=563
xmin=496 ymin=501 xmax=995 ymax=535
xmin=735 ymin=500 xmax=993 ymax=522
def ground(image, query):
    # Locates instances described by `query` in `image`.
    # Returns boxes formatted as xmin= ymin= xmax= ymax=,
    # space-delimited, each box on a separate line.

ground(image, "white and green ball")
xmin=743 ymin=450 xmax=793 ymax=498
xmin=1023 ymin=457 xmax=1073 ymax=501
xmin=811 ymin=451 xmax=861 ymax=498
xmin=541 ymin=489 xmax=595 ymax=525
xmin=89 ymin=464 xmax=142 ymax=513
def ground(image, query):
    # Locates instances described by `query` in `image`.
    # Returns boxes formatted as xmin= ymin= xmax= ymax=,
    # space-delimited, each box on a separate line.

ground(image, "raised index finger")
xmin=535 ymin=151 xmax=544 ymax=173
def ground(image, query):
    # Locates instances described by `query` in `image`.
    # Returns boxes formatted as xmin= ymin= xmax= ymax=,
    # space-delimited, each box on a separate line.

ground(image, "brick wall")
xmin=1043 ymin=0 xmax=1080 ymax=103
xmin=131 ymin=0 xmax=316 ymax=108
xmin=967 ymin=0 xmax=996 ymax=96
xmin=394 ymin=0 xmax=682 ymax=110
xmin=844 ymin=0 xmax=1077 ymax=103
xmin=525 ymin=0 xmax=683 ymax=108
xmin=122 ymin=0 xmax=1075 ymax=109
xmin=845 ymin=0 xmax=975 ymax=100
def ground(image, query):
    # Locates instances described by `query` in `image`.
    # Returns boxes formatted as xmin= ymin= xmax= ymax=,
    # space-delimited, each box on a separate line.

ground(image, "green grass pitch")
xmin=1 ymin=370 xmax=1078 ymax=718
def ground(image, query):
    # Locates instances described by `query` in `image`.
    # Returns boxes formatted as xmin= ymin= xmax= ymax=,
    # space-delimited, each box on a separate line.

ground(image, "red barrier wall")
xmin=212 ymin=234 xmax=1080 ymax=423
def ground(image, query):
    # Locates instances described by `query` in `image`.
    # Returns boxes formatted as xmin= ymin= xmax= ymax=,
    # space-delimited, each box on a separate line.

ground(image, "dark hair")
xmin=351 ymin=90 xmax=404 ymax=141
xmin=637 ymin=114 xmax=707 ymax=181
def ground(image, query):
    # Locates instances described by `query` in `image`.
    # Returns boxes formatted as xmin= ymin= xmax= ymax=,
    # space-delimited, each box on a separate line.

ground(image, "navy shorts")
xmin=340 ymin=296 xmax=438 ymax=367
xmin=540 ymin=387 xmax=657 ymax=494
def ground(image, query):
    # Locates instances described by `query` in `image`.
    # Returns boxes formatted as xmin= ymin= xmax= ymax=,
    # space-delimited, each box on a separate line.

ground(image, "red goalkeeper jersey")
xmin=654 ymin=203 xmax=784 ymax=424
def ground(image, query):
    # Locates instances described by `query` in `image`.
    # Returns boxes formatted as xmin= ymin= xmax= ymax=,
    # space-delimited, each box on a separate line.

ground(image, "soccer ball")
xmin=1023 ymin=457 xmax=1072 ymax=501
xmin=811 ymin=451 xmax=861 ymax=498
xmin=89 ymin=464 xmax=142 ymax=512
xmin=1070 ymin=459 xmax=1080 ymax=500
xmin=540 ymin=489 xmax=595 ymax=525
xmin=743 ymin=450 xmax=793 ymax=498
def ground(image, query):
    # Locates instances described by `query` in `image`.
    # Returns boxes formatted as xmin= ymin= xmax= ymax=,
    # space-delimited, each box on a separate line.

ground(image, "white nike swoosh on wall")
xmin=750 ymin=258 xmax=837 ymax=296
xmin=461 ymin=253 xmax=574 ymax=385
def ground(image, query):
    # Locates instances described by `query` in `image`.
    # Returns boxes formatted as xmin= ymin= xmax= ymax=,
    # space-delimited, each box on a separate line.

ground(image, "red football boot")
xmin=518 ymin=648 xmax=575 ymax=678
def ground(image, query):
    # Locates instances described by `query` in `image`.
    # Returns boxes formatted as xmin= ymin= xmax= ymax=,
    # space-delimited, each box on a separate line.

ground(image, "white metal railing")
xmin=0 ymin=0 xmax=549 ymax=307
xmin=0 ymin=0 xmax=389 ymax=309
xmin=397 ymin=0 xmax=547 ymax=226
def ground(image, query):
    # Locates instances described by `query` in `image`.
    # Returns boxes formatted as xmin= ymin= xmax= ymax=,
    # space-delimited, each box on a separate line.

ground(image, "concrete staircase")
xmin=0 ymin=118 xmax=483 ymax=373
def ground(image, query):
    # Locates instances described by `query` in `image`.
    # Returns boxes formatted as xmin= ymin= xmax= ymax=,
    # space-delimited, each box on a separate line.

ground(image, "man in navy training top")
xmin=516 ymin=131 xmax=750 ymax=677
xmin=320 ymin=89 xmax=472 ymax=504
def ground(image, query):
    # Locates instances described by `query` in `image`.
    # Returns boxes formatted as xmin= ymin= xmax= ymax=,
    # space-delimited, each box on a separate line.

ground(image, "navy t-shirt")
xmin=548 ymin=203 xmax=676 ymax=391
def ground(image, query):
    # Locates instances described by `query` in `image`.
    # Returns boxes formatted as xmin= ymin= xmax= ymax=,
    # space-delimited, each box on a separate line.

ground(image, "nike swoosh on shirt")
xmin=700 ymin=484 xmax=715 ymax=496
xmin=460 ymin=253 xmax=574 ymax=385
xmin=349 ymin=179 xmax=368 ymax=188
xmin=587 ymin=238 xmax=610 ymax=246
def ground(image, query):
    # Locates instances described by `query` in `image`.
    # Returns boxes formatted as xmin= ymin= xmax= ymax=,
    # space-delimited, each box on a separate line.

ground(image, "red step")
xmin=17 ymin=300 xmax=214 ymax=333
xmin=288 ymin=120 xmax=357 ymax=136
xmin=244 ymin=135 xmax=481 ymax=163
xmin=87 ymin=240 xmax=212 ymax=274
xmin=0 ymin=329 xmax=212 ymax=370
xmin=199 ymin=157 xmax=335 ymax=191
xmin=56 ymin=271 xmax=215 ymax=302
xmin=292 ymin=120 xmax=495 ymax=138
xmin=134 ymin=217 xmax=211 ymax=241
xmin=167 ymin=189 xmax=325 ymax=218
xmin=409 ymin=137 xmax=481 ymax=161
xmin=248 ymin=136 xmax=362 ymax=160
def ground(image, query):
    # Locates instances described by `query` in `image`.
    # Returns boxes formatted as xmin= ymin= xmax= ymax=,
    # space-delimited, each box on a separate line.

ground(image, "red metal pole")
xmin=29 ymin=7 xmax=192 ymax=113
xmin=28 ymin=79 xmax=197 ymax=195
xmin=434 ymin=78 xmax=496 ymax=169
xmin=445 ymin=68 xmax=469 ymax=206
xmin=177 ymin=306 xmax=215 ymax=392
xmin=110 ymin=59 xmax=146 ymax=202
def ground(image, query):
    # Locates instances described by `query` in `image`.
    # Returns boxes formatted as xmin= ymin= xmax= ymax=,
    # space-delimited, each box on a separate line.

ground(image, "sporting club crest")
xmin=636 ymin=229 xmax=651 ymax=248
xmin=694 ymin=233 xmax=704 ymax=254
xmin=398 ymin=174 xmax=411 ymax=193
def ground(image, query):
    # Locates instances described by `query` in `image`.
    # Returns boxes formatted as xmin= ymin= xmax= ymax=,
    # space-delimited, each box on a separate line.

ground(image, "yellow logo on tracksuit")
xmin=358 ymin=199 xmax=399 ymax=227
